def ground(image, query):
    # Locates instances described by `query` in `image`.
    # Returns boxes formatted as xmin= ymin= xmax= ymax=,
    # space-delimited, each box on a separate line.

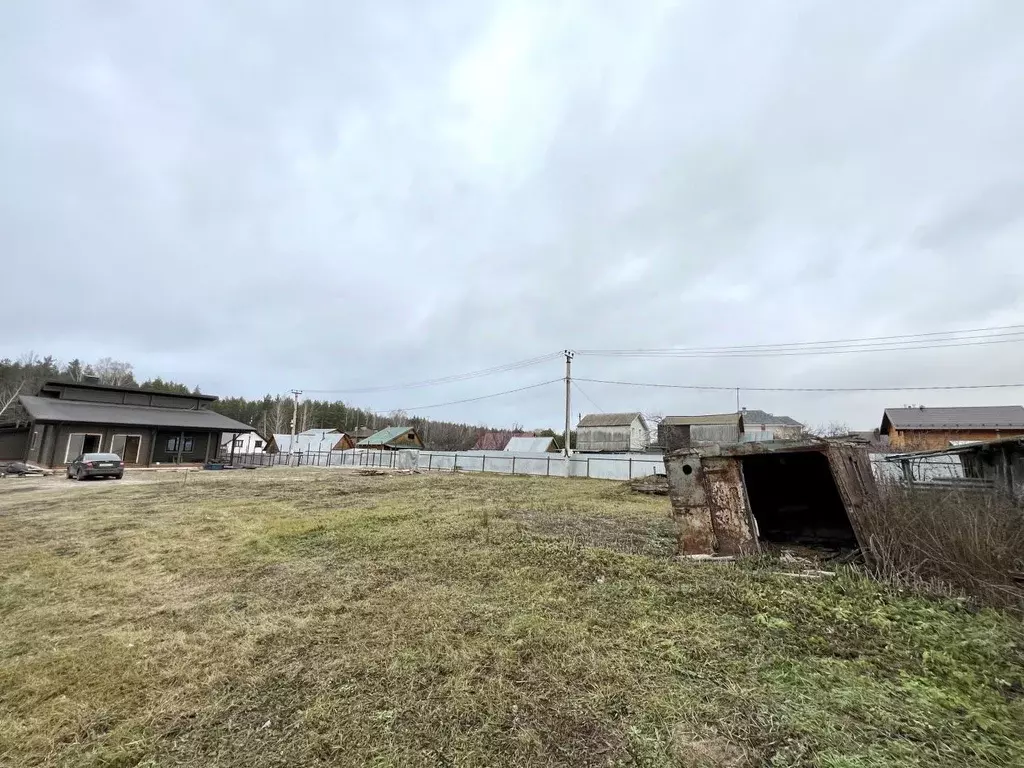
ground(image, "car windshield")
xmin=83 ymin=453 xmax=120 ymax=461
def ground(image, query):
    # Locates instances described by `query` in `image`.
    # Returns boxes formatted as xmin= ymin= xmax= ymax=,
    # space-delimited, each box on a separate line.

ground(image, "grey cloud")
xmin=2 ymin=0 xmax=1024 ymax=431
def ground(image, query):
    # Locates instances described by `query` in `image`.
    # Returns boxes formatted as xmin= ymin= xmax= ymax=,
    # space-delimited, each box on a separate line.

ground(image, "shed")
xmin=739 ymin=408 xmax=804 ymax=440
xmin=576 ymin=413 xmax=649 ymax=453
xmin=880 ymin=406 xmax=1024 ymax=451
xmin=357 ymin=425 xmax=424 ymax=450
xmin=504 ymin=436 xmax=558 ymax=453
xmin=664 ymin=440 xmax=879 ymax=557
xmin=883 ymin=436 xmax=1024 ymax=498
xmin=659 ymin=413 xmax=743 ymax=450
xmin=2 ymin=380 xmax=254 ymax=467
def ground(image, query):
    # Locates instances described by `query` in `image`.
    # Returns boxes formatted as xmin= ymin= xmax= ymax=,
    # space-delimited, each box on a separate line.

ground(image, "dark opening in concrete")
xmin=741 ymin=451 xmax=857 ymax=546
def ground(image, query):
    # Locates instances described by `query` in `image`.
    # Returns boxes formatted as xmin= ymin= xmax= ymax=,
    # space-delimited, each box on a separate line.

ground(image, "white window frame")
xmin=64 ymin=433 xmax=103 ymax=463
xmin=109 ymin=434 xmax=143 ymax=463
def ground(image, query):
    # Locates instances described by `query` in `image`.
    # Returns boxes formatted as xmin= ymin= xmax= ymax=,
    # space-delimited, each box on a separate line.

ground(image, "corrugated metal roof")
xmin=357 ymin=425 xmax=416 ymax=446
xmin=299 ymin=428 xmax=339 ymax=438
xmin=740 ymin=409 xmax=803 ymax=427
xmin=19 ymin=395 xmax=254 ymax=431
xmin=473 ymin=430 xmax=533 ymax=451
xmin=39 ymin=379 xmax=217 ymax=401
xmin=273 ymin=432 xmax=347 ymax=453
xmin=663 ymin=413 xmax=741 ymax=426
xmin=578 ymin=412 xmax=643 ymax=427
xmin=504 ymin=436 xmax=557 ymax=452
xmin=882 ymin=406 xmax=1024 ymax=430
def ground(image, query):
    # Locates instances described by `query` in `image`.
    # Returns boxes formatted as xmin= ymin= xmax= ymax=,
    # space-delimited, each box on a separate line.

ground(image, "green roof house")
xmin=356 ymin=425 xmax=424 ymax=450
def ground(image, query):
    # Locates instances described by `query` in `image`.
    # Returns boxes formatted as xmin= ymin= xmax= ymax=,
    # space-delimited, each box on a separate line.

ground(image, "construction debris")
xmin=629 ymin=475 xmax=669 ymax=495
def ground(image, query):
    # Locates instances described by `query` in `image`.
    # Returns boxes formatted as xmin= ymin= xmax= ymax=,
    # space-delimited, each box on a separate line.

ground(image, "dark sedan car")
xmin=67 ymin=453 xmax=125 ymax=480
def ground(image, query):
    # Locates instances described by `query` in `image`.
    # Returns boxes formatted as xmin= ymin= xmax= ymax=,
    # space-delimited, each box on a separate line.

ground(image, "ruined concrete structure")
xmin=664 ymin=440 xmax=880 ymax=557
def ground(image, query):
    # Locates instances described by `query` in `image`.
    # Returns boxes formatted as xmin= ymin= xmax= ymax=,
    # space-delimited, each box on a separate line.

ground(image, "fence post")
xmin=547 ymin=456 xmax=550 ymax=476
xmin=429 ymin=454 xmax=433 ymax=471
xmin=454 ymin=453 xmax=459 ymax=471
xmin=482 ymin=455 xmax=487 ymax=473
xmin=629 ymin=456 xmax=633 ymax=479
xmin=511 ymin=456 xmax=516 ymax=476
xmin=587 ymin=457 xmax=591 ymax=478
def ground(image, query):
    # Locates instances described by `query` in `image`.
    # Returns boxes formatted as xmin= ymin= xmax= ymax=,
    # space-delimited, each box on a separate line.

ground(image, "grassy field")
xmin=1 ymin=469 xmax=1022 ymax=767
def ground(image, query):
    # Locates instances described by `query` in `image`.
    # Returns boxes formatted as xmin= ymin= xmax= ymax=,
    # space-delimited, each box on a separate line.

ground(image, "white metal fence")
xmin=217 ymin=449 xmax=664 ymax=480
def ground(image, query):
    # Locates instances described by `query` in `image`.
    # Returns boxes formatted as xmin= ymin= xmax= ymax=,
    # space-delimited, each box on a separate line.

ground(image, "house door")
xmin=65 ymin=433 xmax=102 ymax=462
xmin=110 ymin=435 xmax=142 ymax=464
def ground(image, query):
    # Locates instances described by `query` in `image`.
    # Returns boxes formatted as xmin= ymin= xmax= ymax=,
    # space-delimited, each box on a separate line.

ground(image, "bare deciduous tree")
xmin=0 ymin=381 xmax=25 ymax=421
xmin=91 ymin=358 xmax=136 ymax=387
xmin=807 ymin=421 xmax=851 ymax=438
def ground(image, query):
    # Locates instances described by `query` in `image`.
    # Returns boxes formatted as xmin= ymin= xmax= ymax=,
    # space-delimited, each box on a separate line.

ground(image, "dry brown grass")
xmin=0 ymin=469 xmax=1022 ymax=767
xmin=861 ymin=482 xmax=1024 ymax=609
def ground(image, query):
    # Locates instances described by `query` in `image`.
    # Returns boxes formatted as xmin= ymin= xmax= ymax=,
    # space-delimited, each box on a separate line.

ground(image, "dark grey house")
xmin=0 ymin=380 xmax=254 ymax=467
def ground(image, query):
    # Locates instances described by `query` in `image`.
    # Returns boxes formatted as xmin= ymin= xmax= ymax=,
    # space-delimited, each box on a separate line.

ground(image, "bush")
xmin=860 ymin=482 xmax=1024 ymax=609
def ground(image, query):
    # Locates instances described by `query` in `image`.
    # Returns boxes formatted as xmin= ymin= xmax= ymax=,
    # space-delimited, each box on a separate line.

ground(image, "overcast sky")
xmin=3 ymin=1 xmax=1023 ymax=430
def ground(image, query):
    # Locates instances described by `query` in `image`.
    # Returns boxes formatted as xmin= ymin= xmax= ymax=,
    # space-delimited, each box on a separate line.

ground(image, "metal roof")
xmin=578 ymin=412 xmax=644 ymax=428
xmin=882 ymin=406 xmax=1024 ymax=431
xmin=740 ymin=409 xmax=803 ymax=427
xmin=663 ymin=413 xmax=741 ymax=426
xmin=19 ymin=395 xmax=254 ymax=431
xmin=39 ymin=379 xmax=217 ymax=401
xmin=273 ymin=432 xmax=348 ymax=453
xmin=299 ymin=428 xmax=340 ymax=438
xmin=504 ymin=436 xmax=557 ymax=452
xmin=357 ymin=425 xmax=417 ymax=446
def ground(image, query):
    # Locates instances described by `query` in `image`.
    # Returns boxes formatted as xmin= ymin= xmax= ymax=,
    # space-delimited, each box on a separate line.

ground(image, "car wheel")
xmin=114 ymin=473 xmax=123 ymax=480
xmin=76 ymin=469 xmax=84 ymax=481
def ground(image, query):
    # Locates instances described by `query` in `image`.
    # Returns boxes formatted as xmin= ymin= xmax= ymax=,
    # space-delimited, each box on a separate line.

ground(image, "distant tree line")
xmin=0 ymin=352 xmax=565 ymax=451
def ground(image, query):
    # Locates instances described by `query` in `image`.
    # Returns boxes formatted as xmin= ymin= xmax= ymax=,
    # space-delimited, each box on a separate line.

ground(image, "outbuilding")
xmin=659 ymin=413 xmax=744 ymax=450
xmin=664 ymin=439 xmax=879 ymax=557
xmin=880 ymin=406 xmax=1024 ymax=451
xmin=1 ymin=380 xmax=254 ymax=467
xmin=357 ymin=425 xmax=424 ymax=450
xmin=576 ymin=413 xmax=650 ymax=453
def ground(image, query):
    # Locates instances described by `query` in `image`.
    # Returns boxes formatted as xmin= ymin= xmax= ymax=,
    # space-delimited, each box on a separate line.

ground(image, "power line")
xmin=578 ymin=323 xmax=1024 ymax=352
xmin=572 ymin=381 xmax=604 ymax=412
xmin=578 ymin=335 xmax=1024 ymax=359
xmin=577 ymin=325 xmax=1024 ymax=358
xmin=575 ymin=377 xmax=1024 ymax=393
xmin=302 ymin=352 xmax=562 ymax=394
xmin=370 ymin=378 xmax=562 ymax=414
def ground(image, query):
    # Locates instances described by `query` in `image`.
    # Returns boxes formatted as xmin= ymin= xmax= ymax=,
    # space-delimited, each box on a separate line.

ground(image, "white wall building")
xmin=220 ymin=431 xmax=267 ymax=454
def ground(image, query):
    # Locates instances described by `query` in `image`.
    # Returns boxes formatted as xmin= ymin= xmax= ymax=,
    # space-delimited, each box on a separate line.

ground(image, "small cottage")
xmin=357 ymin=425 xmax=424 ymax=450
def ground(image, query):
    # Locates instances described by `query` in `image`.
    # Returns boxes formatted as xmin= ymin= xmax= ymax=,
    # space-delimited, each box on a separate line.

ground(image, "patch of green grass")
xmin=0 ymin=469 xmax=1021 ymax=766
